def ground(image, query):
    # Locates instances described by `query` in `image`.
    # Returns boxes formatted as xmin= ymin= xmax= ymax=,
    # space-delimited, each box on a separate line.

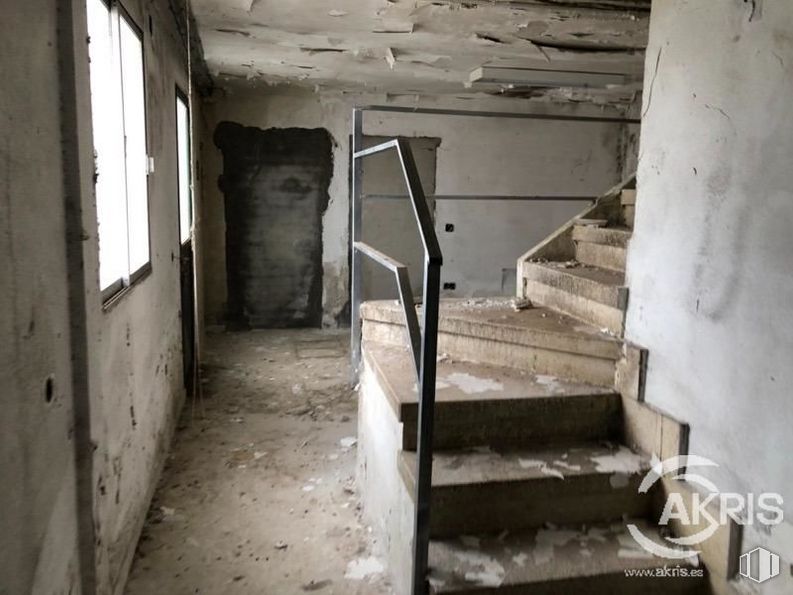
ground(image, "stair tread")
xmin=531 ymin=261 xmax=625 ymax=287
xmin=428 ymin=519 xmax=703 ymax=593
xmin=363 ymin=298 xmax=619 ymax=343
xmin=400 ymin=443 xmax=649 ymax=488
xmin=364 ymin=342 xmax=616 ymax=419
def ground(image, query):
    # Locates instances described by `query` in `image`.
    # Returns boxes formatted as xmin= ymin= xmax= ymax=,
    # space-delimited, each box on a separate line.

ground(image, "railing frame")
xmin=349 ymin=105 xmax=639 ymax=595
xmin=351 ymin=131 xmax=441 ymax=595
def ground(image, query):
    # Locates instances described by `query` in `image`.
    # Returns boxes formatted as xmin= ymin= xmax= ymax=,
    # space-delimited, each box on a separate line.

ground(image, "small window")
xmin=87 ymin=0 xmax=150 ymax=299
xmin=176 ymin=91 xmax=192 ymax=244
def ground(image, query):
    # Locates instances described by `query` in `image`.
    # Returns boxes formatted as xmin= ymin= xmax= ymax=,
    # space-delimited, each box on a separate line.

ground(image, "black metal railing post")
xmin=351 ymin=125 xmax=442 ymax=595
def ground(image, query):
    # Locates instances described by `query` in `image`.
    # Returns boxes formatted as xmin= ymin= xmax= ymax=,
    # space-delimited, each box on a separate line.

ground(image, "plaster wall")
xmin=81 ymin=0 xmax=197 ymax=591
xmin=200 ymin=88 xmax=624 ymax=326
xmin=625 ymin=2 xmax=793 ymax=590
xmin=0 ymin=1 xmax=83 ymax=592
xmin=1 ymin=0 xmax=200 ymax=593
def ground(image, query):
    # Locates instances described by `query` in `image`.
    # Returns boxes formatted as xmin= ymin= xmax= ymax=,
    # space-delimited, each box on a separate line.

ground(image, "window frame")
xmin=175 ymin=85 xmax=193 ymax=247
xmin=88 ymin=0 xmax=153 ymax=306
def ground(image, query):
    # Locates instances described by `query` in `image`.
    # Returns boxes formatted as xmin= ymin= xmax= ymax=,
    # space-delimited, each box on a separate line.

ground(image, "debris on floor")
xmin=124 ymin=329 xmax=392 ymax=595
xmin=511 ymin=297 xmax=533 ymax=311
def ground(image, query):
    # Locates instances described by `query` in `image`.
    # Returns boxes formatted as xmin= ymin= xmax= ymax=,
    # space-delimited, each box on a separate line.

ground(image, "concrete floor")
xmin=125 ymin=329 xmax=392 ymax=595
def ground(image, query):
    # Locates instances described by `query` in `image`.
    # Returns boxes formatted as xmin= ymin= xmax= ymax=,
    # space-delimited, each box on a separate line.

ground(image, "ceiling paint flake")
xmin=191 ymin=0 xmax=649 ymax=105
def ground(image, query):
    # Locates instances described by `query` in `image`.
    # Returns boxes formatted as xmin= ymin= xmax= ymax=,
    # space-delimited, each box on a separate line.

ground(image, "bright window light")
xmin=176 ymin=94 xmax=192 ymax=244
xmin=87 ymin=0 xmax=150 ymax=296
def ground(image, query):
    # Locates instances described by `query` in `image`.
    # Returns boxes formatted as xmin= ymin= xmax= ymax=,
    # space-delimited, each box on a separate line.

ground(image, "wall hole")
xmin=45 ymin=376 xmax=55 ymax=403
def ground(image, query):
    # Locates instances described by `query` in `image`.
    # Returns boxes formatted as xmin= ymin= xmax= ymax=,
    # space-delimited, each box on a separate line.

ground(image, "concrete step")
xmin=428 ymin=520 xmax=707 ymax=594
xmin=364 ymin=342 xmax=621 ymax=450
xmin=361 ymin=298 xmax=622 ymax=386
xmin=572 ymin=225 xmax=632 ymax=249
xmin=521 ymin=262 xmax=627 ymax=335
xmin=399 ymin=444 xmax=653 ymax=537
xmin=573 ymin=225 xmax=631 ymax=272
xmin=575 ymin=242 xmax=627 ymax=272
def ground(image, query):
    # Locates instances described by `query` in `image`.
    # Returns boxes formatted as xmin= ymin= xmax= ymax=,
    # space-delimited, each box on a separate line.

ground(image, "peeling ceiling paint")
xmin=191 ymin=0 xmax=649 ymax=105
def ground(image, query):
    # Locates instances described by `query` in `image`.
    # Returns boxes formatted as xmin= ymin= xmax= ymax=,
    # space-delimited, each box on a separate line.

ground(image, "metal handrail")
xmin=351 ymin=116 xmax=442 ymax=595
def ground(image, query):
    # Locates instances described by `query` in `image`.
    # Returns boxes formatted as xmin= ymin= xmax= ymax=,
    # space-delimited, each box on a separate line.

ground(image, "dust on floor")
xmin=125 ymin=329 xmax=392 ymax=595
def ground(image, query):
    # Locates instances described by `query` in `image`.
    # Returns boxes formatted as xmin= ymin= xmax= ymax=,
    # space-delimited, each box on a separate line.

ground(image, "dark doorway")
xmin=215 ymin=123 xmax=332 ymax=329
xmin=179 ymin=244 xmax=195 ymax=394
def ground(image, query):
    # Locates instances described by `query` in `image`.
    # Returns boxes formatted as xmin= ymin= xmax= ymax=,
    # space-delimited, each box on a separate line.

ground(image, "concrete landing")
xmin=364 ymin=342 xmax=620 ymax=450
xmin=361 ymin=298 xmax=621 ymax=386
xmin=399 ymin=444 xmax=653 ymax=536
xmin=428 ymin=519 xmax=706 ymax=594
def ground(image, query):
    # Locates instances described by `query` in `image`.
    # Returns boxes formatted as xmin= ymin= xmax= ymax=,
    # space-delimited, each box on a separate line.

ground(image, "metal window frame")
xmin=175 ymin=85 xmax=193 ymax=247
xmin=88 ymin=0 xmax=153 ymax=306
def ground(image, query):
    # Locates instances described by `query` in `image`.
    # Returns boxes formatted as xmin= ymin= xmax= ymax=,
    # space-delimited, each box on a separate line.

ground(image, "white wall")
xmin=625 ymin=2 xmax=793 ymax=590
xmin=201 ymin=88 xmax=624 ymax=324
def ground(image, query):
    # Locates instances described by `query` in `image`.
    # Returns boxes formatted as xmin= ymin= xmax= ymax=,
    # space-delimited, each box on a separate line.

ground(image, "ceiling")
xmin=191 ymin=0 xmax=651 ymax=105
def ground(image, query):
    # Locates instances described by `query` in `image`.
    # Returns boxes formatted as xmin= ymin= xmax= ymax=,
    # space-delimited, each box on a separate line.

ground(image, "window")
xmin=176 ymin=91 xmax=192 ymax=244
xmin=86 ymin=0 xmax=149 ymax=298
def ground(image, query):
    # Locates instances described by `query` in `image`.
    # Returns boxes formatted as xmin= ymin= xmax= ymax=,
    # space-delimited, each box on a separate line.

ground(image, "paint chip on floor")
xmin=344 ymin=556 xmax=385 ymax=580
xmin=443 ymin=372 xmax=503 ymax=394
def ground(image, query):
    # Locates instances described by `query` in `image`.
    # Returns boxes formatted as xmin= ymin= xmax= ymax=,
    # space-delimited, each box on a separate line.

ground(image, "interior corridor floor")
xmin=125 ymin=329 xmax=392 ymax=595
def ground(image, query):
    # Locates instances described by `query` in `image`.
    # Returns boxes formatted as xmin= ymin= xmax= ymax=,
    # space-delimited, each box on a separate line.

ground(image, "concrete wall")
xmin=625 ymin=2 xmax=793 ymax=591
xmin=85 ymin=1 xmax=196 ymax=592
xmin=1 ymin=0 xmax=199 ymax=593
xmin=0 ymin=1 xmax=83 ymax=592
xmin=200 ymin=88 xmax=624 ymax=326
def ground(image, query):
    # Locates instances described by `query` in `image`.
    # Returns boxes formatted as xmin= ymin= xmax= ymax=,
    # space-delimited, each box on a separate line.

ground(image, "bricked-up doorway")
xmin=215 ymin=123 xmax=332 ymax=329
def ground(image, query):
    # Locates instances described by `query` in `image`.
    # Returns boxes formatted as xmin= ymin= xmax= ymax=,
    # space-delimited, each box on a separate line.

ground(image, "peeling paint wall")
xmin=201 ymin=87 xmax=626 ymax=326
xmin=625 ymin=2 xmax=793 ymax=588
xmin=1 ymin=0 xmax=200 ymax=593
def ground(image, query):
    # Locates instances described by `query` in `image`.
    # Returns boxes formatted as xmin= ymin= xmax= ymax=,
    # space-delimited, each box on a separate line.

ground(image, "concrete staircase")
xmin=356 ymin=183 xmax=711 ymax=594
xmin=519 ymin=188 xmax=636 ymax=335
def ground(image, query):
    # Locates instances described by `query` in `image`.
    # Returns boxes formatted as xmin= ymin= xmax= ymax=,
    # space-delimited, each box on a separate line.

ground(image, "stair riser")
xmin=363 ymin=320 xmax=618 ymax=386
xmin=523 ymin=280 xmax=625 ymax=336
xmin=575 ymin=242 xmax=627 ymax=272
xmin=423 ymin=475 xmax=652 ymax=537
xmin=572 ymin=225 xmax=631 ymax=248
xmin=430 ymin=575 xmax=708 ymax=595
xmin=522 ymin=263 xmax=627 ymax=309
xmin=402 ymin=395 xmax=621 ymax=450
